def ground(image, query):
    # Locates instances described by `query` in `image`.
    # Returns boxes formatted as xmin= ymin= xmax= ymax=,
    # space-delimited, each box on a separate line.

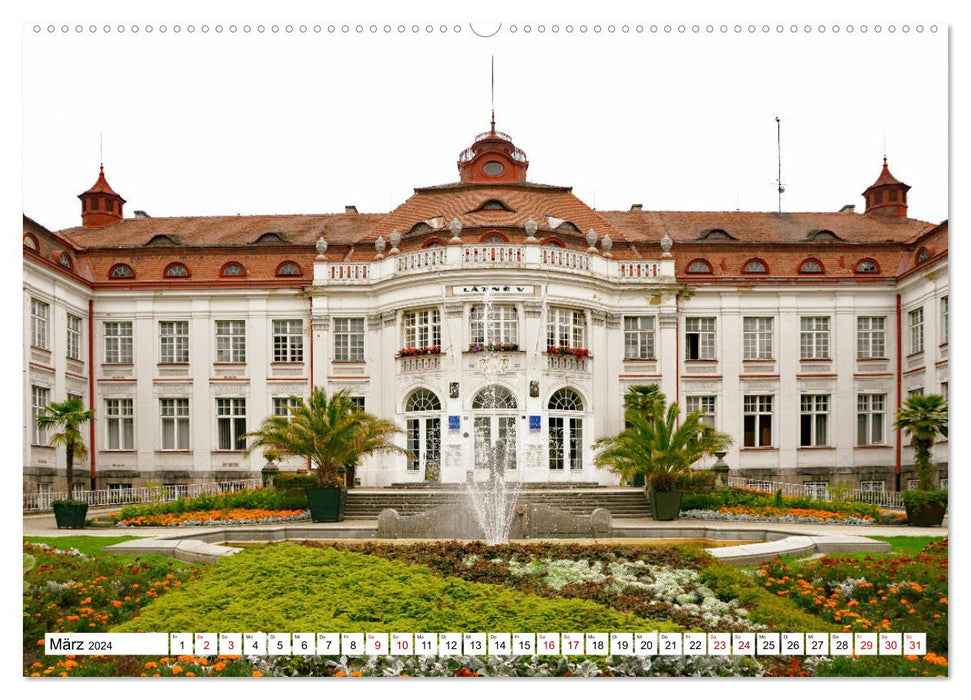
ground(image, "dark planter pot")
xmin=307 ymin=487 xmax=347 ymax=522
xmin=52 ymin=502 xmax=88 ymax=529
xmin=905 ymin=500 xmax=946 ymax=527
xmin=650 ymin=490 xmax=684 ymax=521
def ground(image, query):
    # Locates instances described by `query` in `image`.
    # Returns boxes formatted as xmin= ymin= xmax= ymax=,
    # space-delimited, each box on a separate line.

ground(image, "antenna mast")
xmin=775 ymin=116 xmax=784 ymax=212
xmin=490 ymin=55 xmax=495 ymax=131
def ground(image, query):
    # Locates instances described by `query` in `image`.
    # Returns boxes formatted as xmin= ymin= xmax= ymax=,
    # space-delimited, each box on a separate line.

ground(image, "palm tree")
xmin=245 ymin=388 xmax=409 ymax=487
xmin=894 ymin=394 xmax=948 ymax=491
xmin=35 ymin=396 xmax=94 ymax=497
xmin=623 ymin=384 xmax=666 ymax=422
xmin=595 ymin=398 xmax=732 ymax=491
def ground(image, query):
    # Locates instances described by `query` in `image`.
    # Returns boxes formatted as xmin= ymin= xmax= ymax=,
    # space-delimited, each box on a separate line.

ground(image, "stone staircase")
xmin=344 ymin=487 xmax=650 ymax=519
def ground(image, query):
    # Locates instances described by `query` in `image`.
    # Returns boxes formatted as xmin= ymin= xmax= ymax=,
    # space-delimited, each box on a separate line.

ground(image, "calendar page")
xmin=17 ymin=0 xmax=953 ymax=690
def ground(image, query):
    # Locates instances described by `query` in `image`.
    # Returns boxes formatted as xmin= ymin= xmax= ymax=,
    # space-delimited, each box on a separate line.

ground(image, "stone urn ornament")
xmin=449 ymin=217 xmax=463 ymax=243
xmin=389 ymin=229 xmax=401 ymax=255
xmin=374 ymin=235 xmax=386 ymax=259
xmin=660 ymin=233 xmax=673 ymax=258
xmin=315 ymin=236 xmax=328 ymax=260
xmin=601 ymin=233 xmax=613 ymax=258
xmin=586 ymin=228 xmax=599 ymax=253
xmin=524 ymin=218 xmax=539 ymax=243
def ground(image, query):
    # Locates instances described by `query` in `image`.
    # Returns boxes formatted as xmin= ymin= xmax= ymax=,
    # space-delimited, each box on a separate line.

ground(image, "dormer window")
xmin=699 ymin=229 xmax=733 ymax=240
xmin=147 ymin=234 xmax=178 ymax=247
xmin=254 ymin=232 xmax=287 ymax=245
xmin=481 ymin=234 xmax=507 ymax=244
xmin=164 ymin=263 xmax=189 ymax=278
xmin=743 ymin=259 xmax=768 ymax=274
xmin=855 ymin=259 xmax=879 ymax=274
xmin=808 ymin=230 xmax=841 ymax=241
xmin=408 ymin=222 xmax=433 ymax=235
xmin=221 ymin=262 xmax=245 ymax=277
xmin=23 ymin=233 xmax=38 ymax=250
xmin=542 ymin=238 xmax=564 ymax=248
xmin=109 ymin=263 xmax=134 ymax=279
xmin=686 ymin=259 xmax=713 ymax=274
xmin=473 ymin=199 xmax=514 ymax=212
xmin=557 ymin=221 xmax=581 ymax=233
xmin=58 ymin=253 xmax=73 ymax=270
xmin=799 ymin=259 xmax=824 ymax=274
xmin=916 ymin=247 xmax=930 ymax=264
xmin=276 ymin=261 xmax=302 ymax=277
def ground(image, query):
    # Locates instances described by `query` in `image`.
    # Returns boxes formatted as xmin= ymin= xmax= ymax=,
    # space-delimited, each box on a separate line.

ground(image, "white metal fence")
xmin=23 ymin=479 xmax=263 ymax=513
xmin=726 ymin=476 xmax=905 ymax=509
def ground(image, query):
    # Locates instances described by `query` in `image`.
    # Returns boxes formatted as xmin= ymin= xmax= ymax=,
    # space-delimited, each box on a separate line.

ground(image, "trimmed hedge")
xmin=682 ymin=488 xmax=881 ymax=519
xmin=116 ymin=488 xmax=306 ymax=519
xmin=113 ymin=543 xmax=678 ymax=634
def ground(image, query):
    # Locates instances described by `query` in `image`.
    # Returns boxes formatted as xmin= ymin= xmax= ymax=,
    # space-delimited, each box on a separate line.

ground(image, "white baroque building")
xmin=23 ymin=126 xmax=948 ymax=495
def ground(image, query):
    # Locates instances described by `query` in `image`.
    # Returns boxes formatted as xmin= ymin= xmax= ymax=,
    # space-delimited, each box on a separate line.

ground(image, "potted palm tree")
xmin=894 ymin=394 xmax=948 ymax=527
xmin=246 ymin=388 xmax=408 ymax=522
xmin=595 ymin=393 xmax=732 ymax=521
xmin=35 ymin=396 xmax=94 ymax=529
xmin=622 ymin=385 xmax=666 ymax=487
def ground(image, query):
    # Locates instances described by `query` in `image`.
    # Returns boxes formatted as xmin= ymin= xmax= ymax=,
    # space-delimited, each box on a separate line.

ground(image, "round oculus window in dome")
xmin=482 ymin=161 xmax=505 ymax=176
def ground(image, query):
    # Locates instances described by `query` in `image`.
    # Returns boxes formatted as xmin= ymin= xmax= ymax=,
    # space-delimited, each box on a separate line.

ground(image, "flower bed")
xmin=682 ymin=488 xmax=882 ymax=520
xmin=115 ymin=508 xmax=309 ymax=527
xmin=682 ymin=506 xmax=877 ymax=525
xmin=114 ymin=487 xmax=307 ymax=521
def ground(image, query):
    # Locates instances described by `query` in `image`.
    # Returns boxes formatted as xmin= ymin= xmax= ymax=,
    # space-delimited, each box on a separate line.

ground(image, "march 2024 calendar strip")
xmin=46 ymin=632 xmax=926 ymax=657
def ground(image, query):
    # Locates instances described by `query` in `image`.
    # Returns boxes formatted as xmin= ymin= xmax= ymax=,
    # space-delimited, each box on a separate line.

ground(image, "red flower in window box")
xmin=546 ymin=345 xmax=591 ymax=358
xmin=396 ymin=346 xmax=443 ymax=358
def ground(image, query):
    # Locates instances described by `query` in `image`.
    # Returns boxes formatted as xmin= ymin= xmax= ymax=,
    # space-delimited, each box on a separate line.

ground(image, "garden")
xmin=24 ymin=535 xmax=948 ymax=677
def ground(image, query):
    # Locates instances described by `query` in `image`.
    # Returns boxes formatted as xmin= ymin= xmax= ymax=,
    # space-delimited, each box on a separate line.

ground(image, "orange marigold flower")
xmin=172 ymin=666 xmax=183 ymax=675
xmin=350 ymin=671 xmax=362 ymax=677
xmin=213 ymin=662 xmax=227 ymax=672
xmin=144 ymin=662 xmax=157 ymax=669
xmin=335 ymin=671 xmax=346 ymax=677
xmin=252 ymin=670 xmax=264 ymax=677
xmin=186 ymin=672 xmax=196 ymax=677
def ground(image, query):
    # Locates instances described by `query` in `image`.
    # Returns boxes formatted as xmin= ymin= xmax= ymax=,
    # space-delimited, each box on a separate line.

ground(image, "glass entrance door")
xmin=474 ymin=415 xmax=517 ymax=470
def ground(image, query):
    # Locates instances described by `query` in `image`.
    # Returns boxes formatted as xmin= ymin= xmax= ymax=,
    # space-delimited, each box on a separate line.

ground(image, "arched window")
xmin=109 ymin=263 xmax=134 ymax=279
xmin=254 ymin=232 xmax=287 ymax=245
xmin=481 ymin=234 xmax=507 ymax=244
xmin=548 ymin=387 xmax=584 ymax=470
xmin=472 ymin=385 xmax=518 ymax=409
xmin=164 ymin=262 xmax=189 ymax=278
xmin=808 ymin=230 xmax=840 ymax=242
xmin=220 ymin=262 xmax=246 ymax=277
xmin=855 ymin=259 xmax=879 ymax=274
xmin=474 ymin=199 xmax=514 ymax=212
xmin=686 ymin=259 xmax=712 ymax=274
xmin=557 ymin=221 xmax=581 ymax=233
xmin=147 ymin=234 xmax=178 ymax=246
xmin=422 ymin=238 xmax=445 ymax=248
xmin=799 ymin=258 xmax=824 ymax=274
xmin=406 ymin=389 xmax=442 ymax=413
xmin=276 ymin=261 xmax=302 ymax=277
xmin=404 ymin=389 xmax=441 ymax=475
xmin=541 ymin=238 xmax=564 ymax=248
xmin=408 ymin=222 xmax=433 ymax=235
xmin=743 ymin=259 xmax=768 ymax=274
xmin=916 ymin=247 xmax=930 ymax=264
xmin=58 ymin=253 xmax=73 ymax=270
xmin=548 ymin=388 xmax=584 ymax=411
xmin=699 ymin=229 xmax=733 ymax=240
xmin=23 ymin=233 xmax=38 ymax=250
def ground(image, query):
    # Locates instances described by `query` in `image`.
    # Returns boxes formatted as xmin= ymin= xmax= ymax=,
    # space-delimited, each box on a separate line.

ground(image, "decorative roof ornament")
xmin=448 ymin=217 xmax=463 ymax=244
xmin=374 ymin=235 xmax=386 ymax=260
xmin=524 ymin=218 xmax=539 ymax=243
xmin=389 ymin=229 xmax=401 ymax=255
xmin=586 ymin=228 xmax=599 ymax=253
xmin=601 ymin=234 xmax=613 ymax=258
xmin=315 ymin=236 xmax=328 ymax=259
xmin=660 ymin=233 xmax=673 ymax=258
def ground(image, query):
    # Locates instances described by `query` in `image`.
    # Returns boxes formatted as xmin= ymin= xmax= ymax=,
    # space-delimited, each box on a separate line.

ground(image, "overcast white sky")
xmin=22 ymin=19 xmax=947 ymax=231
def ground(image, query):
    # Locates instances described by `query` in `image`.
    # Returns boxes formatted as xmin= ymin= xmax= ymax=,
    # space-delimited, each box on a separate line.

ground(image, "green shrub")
xmin=116 ymin=487 xmax=308 ymax=519
xmin=681 ymin=488 xmax=881 ymax=519
xmin=901 ymin=490 xmax=948 ymax=509
xmin=274 ymin=472 xmax=317 ymax=489
xmin=113 ymin=544 xmax=677 ymax=634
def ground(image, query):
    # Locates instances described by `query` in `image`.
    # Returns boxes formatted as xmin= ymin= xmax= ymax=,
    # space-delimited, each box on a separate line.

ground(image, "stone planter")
xmin=52 ymin=501 xmax=88 ymax=529
xmin=306 ymin=487 xmax=347 ymax=522
xmin=649 ymin=490 xmax=683 ymax=521
xmin=905 ymin=500 xmax=946 ymax=527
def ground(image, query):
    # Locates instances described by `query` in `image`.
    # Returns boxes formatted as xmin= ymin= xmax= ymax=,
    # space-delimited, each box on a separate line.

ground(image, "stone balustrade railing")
xmin=317 ymin=244 xmax=674 ymax=285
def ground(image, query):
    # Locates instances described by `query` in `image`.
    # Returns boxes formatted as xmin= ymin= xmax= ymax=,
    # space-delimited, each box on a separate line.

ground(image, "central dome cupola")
xmin=457 ymin=119 xmax=529 ymax=183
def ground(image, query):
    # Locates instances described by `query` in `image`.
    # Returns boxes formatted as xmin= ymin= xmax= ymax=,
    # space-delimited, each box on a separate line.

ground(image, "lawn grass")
xmin=24 ymin=535 xmax=144 ymax=557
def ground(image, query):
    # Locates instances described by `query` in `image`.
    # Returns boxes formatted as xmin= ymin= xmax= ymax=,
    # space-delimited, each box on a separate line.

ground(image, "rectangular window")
xmin=549 ymin=416 xmax=564 ymax=470
xmin=546 ymin=307 xmax=586 ymax=350
xmin=105 ymin=398 xmax=134 ymax=450
xmin=743 ymin=317 xmax=773 ymax=360
xmin=569 ymin=417 xmax=583 ymax=470
xmin=909 ymin=307 xmax=924 ymax=354
xmin=857 ymin=316 xmax=886 ymax=358
xmin=941 ymin=295 xmax=948 ymax=344
xmin=215 ymin=320 xmax=246 ymax=363
xmin=743 ymin=394 xmax=773 ymax=447
xmin=403 ymin=309 xmax=441 ymax=350
xmin=349 ymin=396 xmax=366 ymax=412
xmin=273 ymin=320 xmax=304 ymax=362
xmin=624 ymin=316 xmax=656 ymax=359
xmin=745 ymin=480 xmax=773 ymax=492
xmin=685 ymin=395 xmax=716 ymax=428
xmin=31 ymin=385 xmax=50 ymax=445
xmin=941 ymin=478 xmax=948 ymax=490
xmin=860 ymin=480 xmax=885 ymax=493
xmin=216 ymin=398 xmax=247 ymax=450
xmin=334 ymin=317 xmax=366 ymax=361
xmin=107 ymin=483 xmax=133 ymax=504
xmin=406 ymin=418 xmax=421 ymax=470
xmin=800 ymin=394 xmax=830 ymax=447
xmin=804 ymin=481 xmax=829 ymax=500
xmin=66 ymin=314 xmax=82 ymax=361
xmin=159 ymin=320 xmax=189 ymax=363
xmin=104 ymin=321 xmax=133 ymax=363
xmin=272 ymin=396 xmax=301 ymax=418
xmin=30 ymin=298 xmax=49 ymax=349
xmin=906 ymin=479 xmax=919 ymax=491
xmin=470 ymin=304 xmax=518 ymax=345
xmin=160 ymin=398 xmax=190 ymax=450
xmin=941 ymin=381 xmax=948 ymax=400
xmin=908 ymin=387 xmax=925 ymax=398
xmin=857 ymin=394 xmax=886 ymax=446
xmin=685 ymin=317 xmax=716 ymax=360
xmin=799 ymin=317 xmax=830 ymax=359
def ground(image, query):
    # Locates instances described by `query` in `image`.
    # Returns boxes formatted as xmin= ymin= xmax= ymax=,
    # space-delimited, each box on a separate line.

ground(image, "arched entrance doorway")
xmin=548 ymin=387 xmax=584 ymax=472
xmin=471 ymin=385 xmax=518 ymax=472
xmin=404 ymin=388 xmax=441 ymax=480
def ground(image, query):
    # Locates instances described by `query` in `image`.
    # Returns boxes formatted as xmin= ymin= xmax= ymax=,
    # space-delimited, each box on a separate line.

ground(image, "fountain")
xmin=465 ymin=286 xmax=523 ymax=544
